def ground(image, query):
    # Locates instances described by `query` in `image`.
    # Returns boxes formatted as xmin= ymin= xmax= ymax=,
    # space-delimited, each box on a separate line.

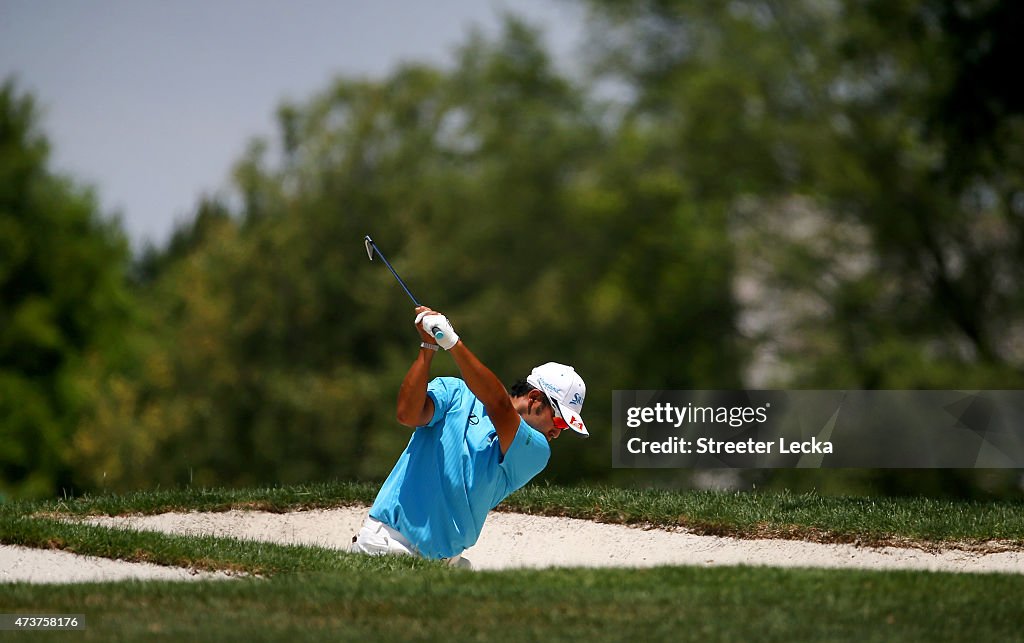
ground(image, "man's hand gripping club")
xmin=415 ymin=309 xmax=459 ymax=350
xmin=403 ymin=306 xmax=519 ymax=453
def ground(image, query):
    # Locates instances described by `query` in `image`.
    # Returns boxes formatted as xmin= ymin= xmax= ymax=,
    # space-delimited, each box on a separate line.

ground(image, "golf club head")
xmin=364 ymin=235 xmax=375 ymax=261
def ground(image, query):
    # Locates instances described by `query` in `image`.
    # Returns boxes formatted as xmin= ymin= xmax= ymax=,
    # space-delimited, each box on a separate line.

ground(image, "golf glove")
xmin=416 ymin=312 xmax=459 ymax=350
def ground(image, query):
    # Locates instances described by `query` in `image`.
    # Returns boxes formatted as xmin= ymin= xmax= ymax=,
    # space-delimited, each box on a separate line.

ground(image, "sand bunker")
xmin=5 ymin=506 xmax=1022 ymax=583
xmin=84 ymin=507 xmax=1024 ymax=575
xmin=0 ymin=544 xmax=233 ymax=584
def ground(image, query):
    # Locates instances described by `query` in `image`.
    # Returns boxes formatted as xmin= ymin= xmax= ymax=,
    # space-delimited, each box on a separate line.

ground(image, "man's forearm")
xmin=448 ymin=341 xmax=519 ymax=451
xmin=448 ymin=342 xmax=508 ymax=407
xmin=396 ymin=347 xmax=435 ymax=427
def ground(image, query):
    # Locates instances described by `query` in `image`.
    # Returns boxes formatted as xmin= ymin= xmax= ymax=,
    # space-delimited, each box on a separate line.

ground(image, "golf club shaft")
xmin=365 ymin=237 xmax=419 ymax=306
xmin=364 ymin=236 xmax=445 ymax=341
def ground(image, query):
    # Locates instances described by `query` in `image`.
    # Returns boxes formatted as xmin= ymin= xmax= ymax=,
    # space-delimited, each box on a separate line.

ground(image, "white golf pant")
xmin=350 ymin=516 xmax=472 ymax=568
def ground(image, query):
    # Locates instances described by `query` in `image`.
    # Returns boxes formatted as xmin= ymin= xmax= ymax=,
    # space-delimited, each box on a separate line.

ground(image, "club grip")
xmin=430 ymin=325 xmax=445 ymax=341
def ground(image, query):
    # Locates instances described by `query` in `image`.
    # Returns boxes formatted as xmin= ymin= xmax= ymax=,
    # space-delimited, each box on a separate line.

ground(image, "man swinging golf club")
xmin=350 ymin=305 xmax=588 ymax=567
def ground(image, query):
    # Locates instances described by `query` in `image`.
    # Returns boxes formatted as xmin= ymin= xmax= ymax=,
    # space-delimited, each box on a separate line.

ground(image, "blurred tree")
xmin=811 ymin=0 xmax=1024 ymax=387
xmin=924 ymin=0 xmax=1024 ymax=172
xmin=69 ymin=3 xmax=1024 ymax=498
xmin=579 ymin=0 xmax=1024 ymax=495
xmin=133 ymin=197 xmax=233 ymax=284
xmin=78 ymin=16 xmax=743 ymax=490
xmin=580 ymin=0 xmax=1024 ymax=389
xmin=0 ymin=80 xmax=132 ymax=498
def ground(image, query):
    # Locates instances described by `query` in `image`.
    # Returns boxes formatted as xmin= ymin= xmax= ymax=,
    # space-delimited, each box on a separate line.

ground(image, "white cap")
xmin=526 ymin=362 xmax=588 ymax=437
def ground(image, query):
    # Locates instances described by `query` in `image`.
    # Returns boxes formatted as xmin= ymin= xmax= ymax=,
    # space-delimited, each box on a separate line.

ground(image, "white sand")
xmin=79 ymin=506 xmax=1024 ymax=575
xmin=0 ymin=544 xmax=233 ymax=584
xmin=5 ymin=506 xmax=1021 ymax=583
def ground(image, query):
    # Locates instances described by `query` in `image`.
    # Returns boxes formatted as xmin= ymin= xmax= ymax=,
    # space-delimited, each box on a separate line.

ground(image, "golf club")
xmin=364 ymin=235 xmax=446 ymax=342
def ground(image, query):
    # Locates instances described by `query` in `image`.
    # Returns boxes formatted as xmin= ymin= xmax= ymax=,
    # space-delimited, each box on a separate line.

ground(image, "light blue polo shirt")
xmin=369 ymin=376 xmax=551 ymax=559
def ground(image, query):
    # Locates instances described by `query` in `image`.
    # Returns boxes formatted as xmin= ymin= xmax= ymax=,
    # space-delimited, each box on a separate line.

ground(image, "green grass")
xmin=1 ymin=563 xmax=1023 ymax=641
xmin=503 ymin=484 xmax=1024 ymax=548
xmin=22 ymin=480 xmax=377 ymax=517
xmin=2 ymin=482 xmax=1024 ymax=641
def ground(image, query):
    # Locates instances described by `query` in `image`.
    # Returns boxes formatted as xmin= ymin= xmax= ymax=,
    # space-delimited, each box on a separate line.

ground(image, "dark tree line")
xmin=3 ymin=1 xmax=1022 ymax=499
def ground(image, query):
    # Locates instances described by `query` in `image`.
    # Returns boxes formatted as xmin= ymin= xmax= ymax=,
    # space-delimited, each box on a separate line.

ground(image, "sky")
xmin=0 ymin=0 xmax=586 ymax=250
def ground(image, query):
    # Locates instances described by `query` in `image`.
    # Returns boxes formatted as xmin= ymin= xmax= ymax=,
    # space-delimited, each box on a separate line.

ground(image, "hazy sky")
xmin=1 ymin=0 xmax=585 ymax=250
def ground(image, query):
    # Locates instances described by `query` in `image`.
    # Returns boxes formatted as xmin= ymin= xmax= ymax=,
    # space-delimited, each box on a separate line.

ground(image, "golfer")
xmin=351 ymin=306 xmax=588 ymax=567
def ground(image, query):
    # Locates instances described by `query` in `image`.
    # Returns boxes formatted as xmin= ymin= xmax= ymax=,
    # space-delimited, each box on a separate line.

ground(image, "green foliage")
xmin=575 ymin=0 xmax=1024 ymax=495
xmin=583 ymin=0 xmax=1024 ymax=390
xmin=0 ymin=80 xmax=133 ymax=498
xmin=73 ymin=17 xmax=741 ymax=492
xmin=8 ymin=3 xmax=1024 ymax=498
